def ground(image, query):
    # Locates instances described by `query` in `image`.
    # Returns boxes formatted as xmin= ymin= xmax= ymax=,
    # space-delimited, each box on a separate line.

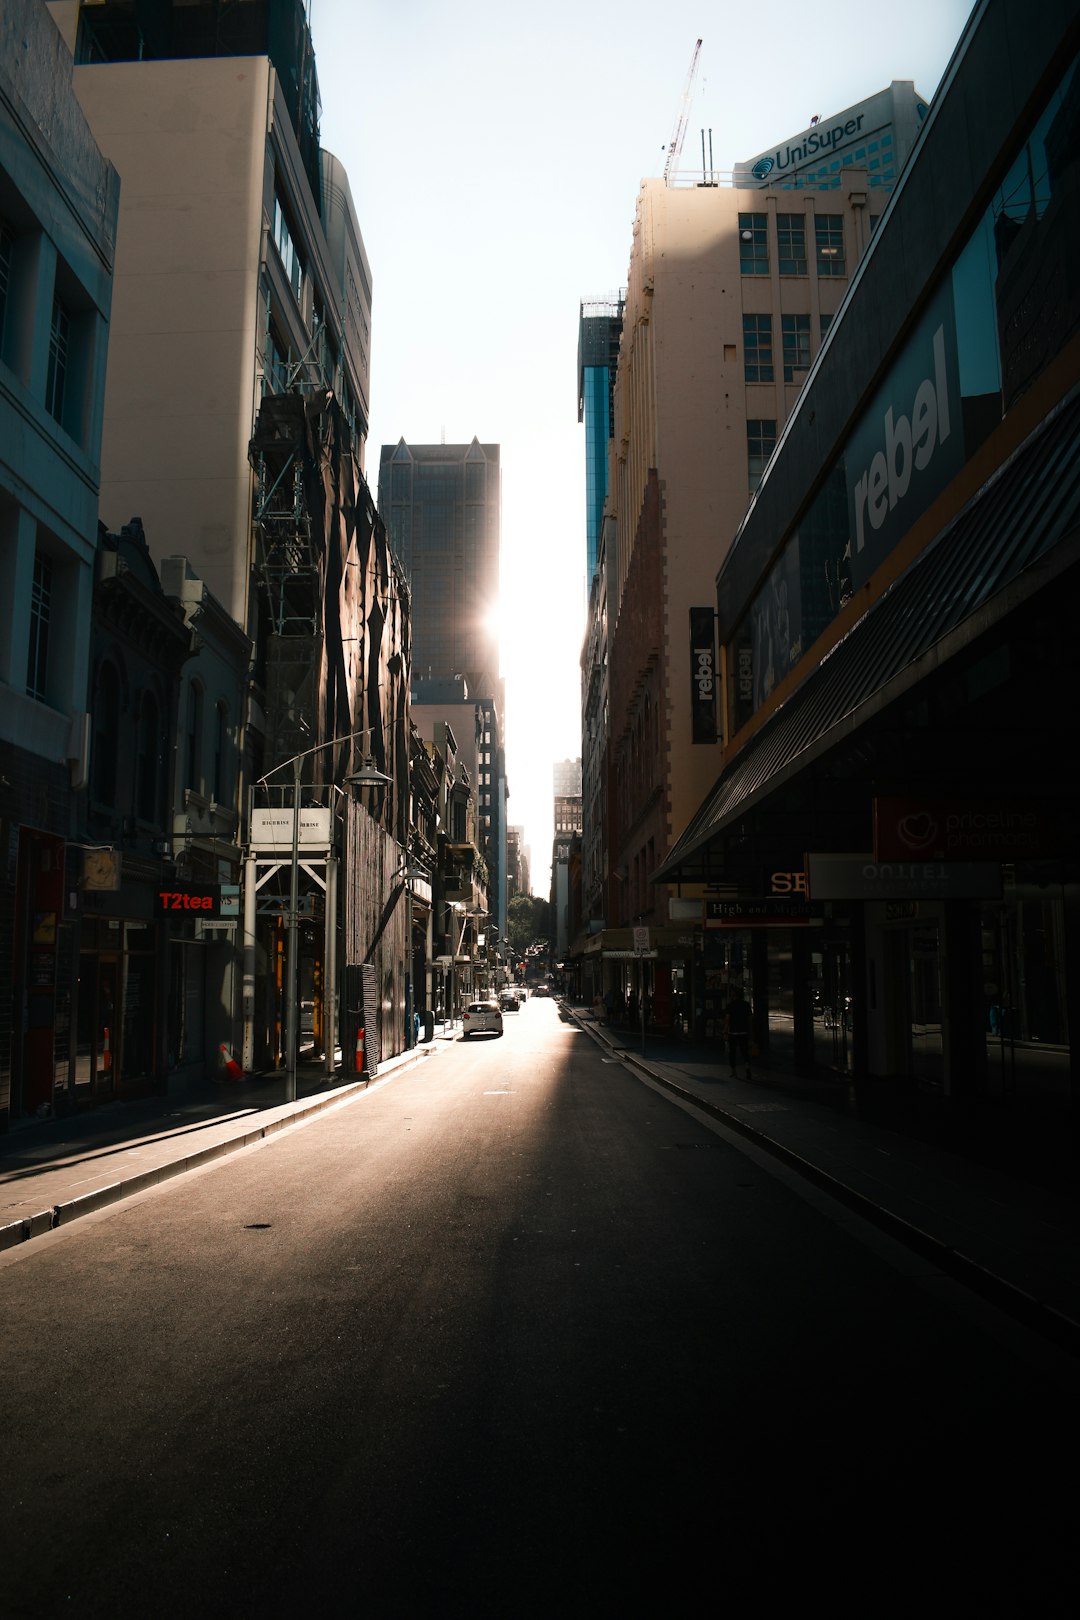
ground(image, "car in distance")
xmin=498 ymin=990 xmax=520 ymax=1012
xmin=532 ymin=982 xmax=550 ymax=997
xmin=463 ymin=999 xmax=503 ymax=1037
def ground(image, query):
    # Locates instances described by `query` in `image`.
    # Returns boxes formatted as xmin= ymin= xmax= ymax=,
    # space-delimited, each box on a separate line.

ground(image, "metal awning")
xmin=657 ymin=389 xmax=1080 ymax=884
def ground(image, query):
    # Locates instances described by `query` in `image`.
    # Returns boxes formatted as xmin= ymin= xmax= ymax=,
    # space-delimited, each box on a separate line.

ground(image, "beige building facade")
xmin=53 ymin=14 xmax=372 ymax=635
xmin=612 ymin=169 xmax=875 ymax=854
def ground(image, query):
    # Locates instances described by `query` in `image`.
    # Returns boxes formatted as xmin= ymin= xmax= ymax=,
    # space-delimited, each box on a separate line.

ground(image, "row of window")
xmin=743 ymin=312 xmax=834 ymax=384
xmin=91 ymin=669 xmax=232 ymax=820
xmin=739 ymin=212 xmax=847 ymax=278
xmin=266 ymin=188 xmax=365 ymax=451
xmin=1 ymin=209 xmax=83 ymax=442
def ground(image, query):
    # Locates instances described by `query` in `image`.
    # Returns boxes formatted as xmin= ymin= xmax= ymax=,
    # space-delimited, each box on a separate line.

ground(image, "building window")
xmin=746 ymin=420 xmax=777 ymax=491
xmin=0 ymin=218 xmax=12 ymax=354
xmin=265 ymin=320 xmax=292 ymax=394
xmin=738 ymin=213 xmax=768 ymax=275
xmin=212 ymin=702 xmax=228 ymax=804
xmin=273 ymin=191 xmax=304 ymax=305
xmin=777 ymin=214 xmax=807 ymax=275
xmin=27 ymin=551 xmax=52 ymax=700
xmin=782 ymin=314 xmax=812 ymax=381
xmin=46 ymin=296 xmax=69 ymax=424
xmin=93 ymin=662 xmax=120 ymax=805
xmin=742 ymin=315 xmax=774 ymax=382
xmin=137 ymin=692 xmax=160 ymax=823
xmin=815 ymin=215 xmax=846 ymax=276
xmin=185 ymin=683 xmax=203 ymax=794
xmin=820 ymin=312 xmax=834 ymax=343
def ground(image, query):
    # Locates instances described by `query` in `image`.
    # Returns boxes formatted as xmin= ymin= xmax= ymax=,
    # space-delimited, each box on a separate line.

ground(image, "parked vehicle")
xmin=463 ymin=1000 xmax=503 ymax=1037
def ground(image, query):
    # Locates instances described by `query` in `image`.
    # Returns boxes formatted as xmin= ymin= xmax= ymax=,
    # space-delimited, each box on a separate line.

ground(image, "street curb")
xmin=0 ymin=1044 xmax=437 ymax=1253
xmin=570 ymin=1007 xmax=1080 ymax=1357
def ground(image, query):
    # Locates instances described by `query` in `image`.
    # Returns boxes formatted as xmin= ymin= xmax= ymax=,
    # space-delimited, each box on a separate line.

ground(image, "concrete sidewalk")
xmin=568 ymin=1005 xmax=1080 ymax=1351
xmin=0 ymin=1026 xmax=461 ymax=1254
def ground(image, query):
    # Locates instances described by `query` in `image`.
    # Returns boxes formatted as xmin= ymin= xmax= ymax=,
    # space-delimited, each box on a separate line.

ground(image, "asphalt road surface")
xmin=2 ymin=998 xmax=1074 ymax=1616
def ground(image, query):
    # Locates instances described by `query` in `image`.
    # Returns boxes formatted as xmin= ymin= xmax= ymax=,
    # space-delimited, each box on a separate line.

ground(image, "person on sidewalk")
xmin=725 ymin=986 xmax=752 ymax=1079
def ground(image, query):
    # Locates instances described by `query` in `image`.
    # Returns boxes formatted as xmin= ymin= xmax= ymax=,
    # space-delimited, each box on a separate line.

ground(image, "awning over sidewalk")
xmin=657 ymin=389 xmax=1080 ymax=885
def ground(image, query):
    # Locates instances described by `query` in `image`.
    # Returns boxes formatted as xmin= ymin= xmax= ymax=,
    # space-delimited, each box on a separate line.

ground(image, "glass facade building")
xmin=577 ymin=298 xmax=625 ymax=583
xmin=378 ymin=439 xmax=501 ymax=690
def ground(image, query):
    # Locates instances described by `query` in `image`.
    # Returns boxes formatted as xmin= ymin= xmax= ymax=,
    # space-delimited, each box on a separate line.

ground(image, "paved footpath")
xmin=571 ymin=1007 xmax=1080 ymax=1352
xmin=2 ymin=1010 xmax=1077 ymax=1355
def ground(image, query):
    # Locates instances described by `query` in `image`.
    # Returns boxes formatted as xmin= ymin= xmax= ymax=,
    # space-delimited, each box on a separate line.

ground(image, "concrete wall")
xmin=70 ymin=55 xmax=271 ymax=628
xmin=613 ymin=174 xmax=866 ymax=853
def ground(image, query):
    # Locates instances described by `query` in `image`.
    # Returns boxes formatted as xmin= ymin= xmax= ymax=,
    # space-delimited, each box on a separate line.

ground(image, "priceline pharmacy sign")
xmin=845 ymin=288 xmax=964 ymax=590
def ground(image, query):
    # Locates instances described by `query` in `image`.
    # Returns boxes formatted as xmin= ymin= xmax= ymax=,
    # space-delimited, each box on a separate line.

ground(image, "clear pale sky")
xmin=312 ymin=0 xmax=973 ymax=893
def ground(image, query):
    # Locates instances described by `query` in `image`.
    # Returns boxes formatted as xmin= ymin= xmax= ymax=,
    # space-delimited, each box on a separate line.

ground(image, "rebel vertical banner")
xmin=689 ymin=607 xmax=718 ymax=743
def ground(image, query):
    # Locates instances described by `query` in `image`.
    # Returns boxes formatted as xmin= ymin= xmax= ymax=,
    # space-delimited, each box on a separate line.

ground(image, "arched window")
xmin=185 ymin=681 xmax=203 ymax=795
xmin=137 ymin=690 xmax=160 ymax=823
xmin=212 ymin=701 xmax=228 ymax=805
xmin=92 ymin=662 xmax=120 ymax=806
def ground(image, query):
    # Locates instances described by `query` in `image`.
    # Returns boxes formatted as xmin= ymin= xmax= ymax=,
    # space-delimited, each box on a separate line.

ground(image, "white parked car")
xmin=463 ymin=1000 xmax=503 ymax=1037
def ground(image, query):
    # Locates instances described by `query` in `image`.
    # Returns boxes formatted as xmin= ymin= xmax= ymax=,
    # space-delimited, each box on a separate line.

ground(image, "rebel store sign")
xmin=874 ymin=797 xmax=1053 ymax=862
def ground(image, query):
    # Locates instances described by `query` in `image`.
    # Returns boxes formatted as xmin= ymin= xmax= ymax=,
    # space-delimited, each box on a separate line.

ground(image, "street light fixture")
xmin=343 ymin=754 xmax=392 ymax=792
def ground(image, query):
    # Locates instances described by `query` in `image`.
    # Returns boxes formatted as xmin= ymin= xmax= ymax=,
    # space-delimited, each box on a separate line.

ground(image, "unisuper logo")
xmin=766 ymin=112 xmax=866 ymax=175
xmin=752 ymin=157 xmax=775 ymax=179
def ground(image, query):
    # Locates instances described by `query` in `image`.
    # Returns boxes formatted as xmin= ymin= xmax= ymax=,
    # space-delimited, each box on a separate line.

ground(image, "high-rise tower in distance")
xmin=379 ymin=438 xmax=501 ymax=691
xmin=578 ymin=297 xmax=625 ymax=585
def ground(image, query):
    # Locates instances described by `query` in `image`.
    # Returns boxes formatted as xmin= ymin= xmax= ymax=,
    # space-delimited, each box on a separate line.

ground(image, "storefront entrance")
xmin=76 ymin=952 xmax=119 ymax=1100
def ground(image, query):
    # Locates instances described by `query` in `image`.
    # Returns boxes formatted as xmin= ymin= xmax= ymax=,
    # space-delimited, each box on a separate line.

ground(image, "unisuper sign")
xmin=736 ymin=88 xmax=892 ymax=185
xmin=749 ymin=111 xmax=866 ymax=180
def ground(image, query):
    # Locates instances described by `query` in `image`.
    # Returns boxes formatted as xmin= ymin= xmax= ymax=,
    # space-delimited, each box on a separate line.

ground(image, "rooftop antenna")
xmin=663 ymin=39 xmax=703 ymax=186
xmin=700 ymin=128 xmax=716 ymax=187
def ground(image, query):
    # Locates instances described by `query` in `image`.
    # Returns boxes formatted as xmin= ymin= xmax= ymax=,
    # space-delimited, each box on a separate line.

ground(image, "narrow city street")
xmin=2 ymin=1000 xmax=1073 ymax=1616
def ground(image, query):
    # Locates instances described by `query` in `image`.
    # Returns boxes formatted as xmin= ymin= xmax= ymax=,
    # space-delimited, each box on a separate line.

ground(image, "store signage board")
xmin=604 ymin=949 xmax=658 ymax=959
xmin=251 ymin=807 xmax=332 ymax=852
xmin=874 ymin=796 xmax=1052 ymax=862
xmin=806 ymin=854 xmax=1002 ymax=901
xmin=155 ymin=884 xmax=240 ymax=919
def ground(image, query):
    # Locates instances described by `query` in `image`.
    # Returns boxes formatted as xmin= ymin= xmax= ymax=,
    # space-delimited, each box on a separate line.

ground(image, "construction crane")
xmin=663 ymin=38 xmax=703 ymax=185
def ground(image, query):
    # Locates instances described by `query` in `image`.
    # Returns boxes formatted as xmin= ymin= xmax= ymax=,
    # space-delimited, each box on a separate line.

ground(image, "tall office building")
xmin=577 ymin=297 xmax=624 ymax=584
xmin=577 ymin=81 xmax=931 ymax=1008
xmin=659 ymin=2 xmax=1080 ymax=1096
xmin=55 ymin=0 xmax=373 ymax=636
xmin=379 ymin=439 xmax=501 ymax=692
xmin=0 ymin=0 xmax=120 ymax=1129
xmin=734 ymin=83 xmax=929 ymax=193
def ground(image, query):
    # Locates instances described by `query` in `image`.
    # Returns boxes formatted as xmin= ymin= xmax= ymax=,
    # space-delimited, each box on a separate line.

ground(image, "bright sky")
xmin=313 ymin=0 xmax=973 ymax=893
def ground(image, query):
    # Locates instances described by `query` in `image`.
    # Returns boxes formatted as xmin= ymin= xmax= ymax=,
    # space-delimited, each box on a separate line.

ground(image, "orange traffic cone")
xmin=220 ymin=1042 xmax=244 ymax=1080
xmin=355 ymin=1025 xmax=365 ymax=1074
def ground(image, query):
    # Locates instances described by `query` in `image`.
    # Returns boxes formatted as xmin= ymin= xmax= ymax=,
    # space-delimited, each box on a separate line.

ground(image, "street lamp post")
xmin=400 ymin=864 xmax=431 ymax=1049
xmin=254 ymin=732 xmax=390 ymax=1104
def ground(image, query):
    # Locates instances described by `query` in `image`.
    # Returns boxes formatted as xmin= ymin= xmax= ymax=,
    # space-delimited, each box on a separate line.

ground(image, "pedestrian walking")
xmin=724 ymin=986 xmax=752 ymax=1079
